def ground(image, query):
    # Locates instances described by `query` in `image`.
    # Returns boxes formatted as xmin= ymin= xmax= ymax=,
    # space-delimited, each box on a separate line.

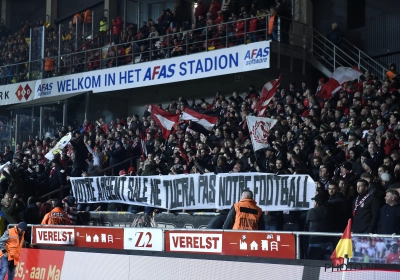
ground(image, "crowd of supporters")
xmin=0 ymin=0 xmax=399 ymax=262
xmin=0 ymin=62 xmax=400 ymax=259
xmin=1 ymin=0 xmax=292 ymax=81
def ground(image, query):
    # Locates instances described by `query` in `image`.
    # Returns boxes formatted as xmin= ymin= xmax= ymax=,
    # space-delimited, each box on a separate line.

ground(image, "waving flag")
xmin=317 ymin=67 xmax=362 ymax=99
xmin=246 ymin=116 xmax=277 ymax=151
xmin=45 ymin=133 xmax=72 ymax=160
xmin=331 ymin=219 xmax=353 ymax=266
xmin=257 ymin=74 xmax=283 ymax=117
xmin=181 ymin=108 xmax=218 ymax=131
xmin=148 ymin=104 xmax=180 ymax=139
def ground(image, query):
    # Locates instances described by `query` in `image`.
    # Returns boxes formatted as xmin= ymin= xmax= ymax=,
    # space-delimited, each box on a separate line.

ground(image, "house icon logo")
xmin=250 ymin=241 xmax=258 ymax=250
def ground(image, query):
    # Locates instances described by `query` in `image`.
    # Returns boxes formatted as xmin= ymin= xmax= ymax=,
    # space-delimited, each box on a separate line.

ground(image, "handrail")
xmin=98 ymin=156 xmax=137 ymax=175
xmin=65 ymin=27 xmax=112 ymax=58
xmin=40 ymin=185 xmax=71 ymax=201
xmin=38 ymin=157 xmax=138 ymax=200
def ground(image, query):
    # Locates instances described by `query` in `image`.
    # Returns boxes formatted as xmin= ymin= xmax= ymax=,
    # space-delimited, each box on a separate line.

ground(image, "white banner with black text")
xmin=70 ymin=173 xmax=314 ymax=211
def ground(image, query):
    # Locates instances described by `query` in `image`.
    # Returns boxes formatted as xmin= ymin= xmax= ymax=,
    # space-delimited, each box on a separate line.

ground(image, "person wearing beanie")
xmin=0 ymin=221 xmax=34 ymax=278
xmin=127 ymin=166 xmax=135 ymax=176
xmin=41 ymin=200 xmax=71 ymax=225
xmin=380 ymin=173 xmax=392 ymax=189
xmin=363 ymin=159 xmax=378 ymax=175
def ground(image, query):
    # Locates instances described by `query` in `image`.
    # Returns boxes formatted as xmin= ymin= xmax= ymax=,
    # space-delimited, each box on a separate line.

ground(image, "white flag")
xmin=246 ymin=116 xmax=278 ymax=151
xmin=45 ymin=133 xmax=72 ymax=160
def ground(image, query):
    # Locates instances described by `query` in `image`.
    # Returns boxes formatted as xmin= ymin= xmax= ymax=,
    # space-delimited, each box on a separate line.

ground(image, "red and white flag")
xmin=317 ymin=66 xmax=362 ymax=99
xmin=257 ymin=74 xmax=283 ymax=117
xmin=148 ymin=104 xmax=180 ymax=139
xmin=139 ymin=129 xmax=147 ymax=161
xmin=181 ymin=108 xmax=218 ymax=131
xmin=246 ymin=116 xmax=278 ymax=151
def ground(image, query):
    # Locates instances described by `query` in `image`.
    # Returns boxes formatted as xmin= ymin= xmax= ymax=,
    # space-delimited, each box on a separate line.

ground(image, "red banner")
xmin=74 ymin=227 xmax=124 ymax=249
xmin=222 ymin=231 xmax=295 ymax=259
xmin=33 ymin=226 xmax=124 ymax=250
xmin=164 ymin=230 xmax=295 ymax=259
xmin=14 ymin=249 xmax=65 ymax=280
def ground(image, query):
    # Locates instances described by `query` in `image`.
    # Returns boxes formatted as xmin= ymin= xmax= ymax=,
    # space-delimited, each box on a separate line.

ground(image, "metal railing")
xmin=39 ymin=156 xmax=137 ymax=201
xmin=311 ymin=29 xmax=388 ymax=80
xmin=341 ymin=38 xmax=388 ymax=78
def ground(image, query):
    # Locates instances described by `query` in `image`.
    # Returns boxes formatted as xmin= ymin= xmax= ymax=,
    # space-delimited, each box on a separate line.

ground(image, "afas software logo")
xmin=15 ymin=84 xmax=32 ymax=101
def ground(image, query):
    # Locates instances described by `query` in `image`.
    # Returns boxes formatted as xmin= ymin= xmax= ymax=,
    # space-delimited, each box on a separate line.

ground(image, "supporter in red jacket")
xmin=248 ymin=13 xmax=259 ymax=43
xmin=209 ymin=0 xmax=221 ymax=18
xmin=112 ymin=16 xmax=123 ymax=44
xmin=194 ymin=0 xmax=207 ymax=22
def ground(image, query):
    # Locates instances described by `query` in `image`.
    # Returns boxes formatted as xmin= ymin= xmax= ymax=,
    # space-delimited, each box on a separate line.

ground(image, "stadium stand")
xmin=0 ymin=0 xmax=400 ymax=264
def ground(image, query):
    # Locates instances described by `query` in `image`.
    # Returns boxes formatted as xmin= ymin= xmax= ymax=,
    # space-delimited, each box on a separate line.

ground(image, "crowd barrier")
xmin=14 ymin=247 xmax=400 ymax=280
xmin=13 ymin=224 xmax=400 ymax=265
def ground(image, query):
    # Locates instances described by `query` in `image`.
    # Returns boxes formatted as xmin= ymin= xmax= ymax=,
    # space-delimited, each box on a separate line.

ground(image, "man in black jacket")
xmin=352 ymin=179 xmax=380 ymax=233
xmin=377 ymin=189 xmax=400 ymax=234
xmin=1 ymin=192 xmax=23 ymax=224
xmin=49 ymin=159 xmax=67 ymax=191
xmin=69 ymin=130 xmax=88 ymax=177
xmin=0 ymin=146 xmax=13 ymax=164
xmin=306 ymin=194 xmax=334 ymax=260
xmin=106 ymin=140 xmax=126 ymax=175
xmin=327 ymin=182 xmax=348 ymax=232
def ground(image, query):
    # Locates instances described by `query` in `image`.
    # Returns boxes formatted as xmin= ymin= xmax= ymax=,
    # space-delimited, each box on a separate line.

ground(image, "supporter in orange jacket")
xmin=0 ymin=222 xmax=34 ymax=279
xmin=84 ymin=9 xmax=93 ymax=33
xmin=222 ymin=190 xmax=265 ymax=230
xmin=72 ymin=12 xmax=82 ymax=26
xmin=41 ymin=200 xmax=71 ymax=225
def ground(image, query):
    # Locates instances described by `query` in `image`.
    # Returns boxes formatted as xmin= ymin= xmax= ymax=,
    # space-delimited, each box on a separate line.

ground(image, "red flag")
xmin=317 ymin=67 xmax=362 ymax=99
xmin=181 ymin=108 xmax=218 ymax=131
xmin=148 ymin=104 xmax=180 ymax=139
xmin=257 ymin=74 xmax=283 ymax=117
xmin=317 ymin=78 xmax=341 ymax=99
xmin=330 ymin=219 xmax=353 ymax=266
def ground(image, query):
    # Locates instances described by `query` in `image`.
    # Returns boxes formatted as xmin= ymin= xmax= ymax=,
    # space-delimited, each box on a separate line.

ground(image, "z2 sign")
xmin=134 ymin=231 xmax=153 ymax=248
xmin=124 ymin=228 xmax=163 ymax=251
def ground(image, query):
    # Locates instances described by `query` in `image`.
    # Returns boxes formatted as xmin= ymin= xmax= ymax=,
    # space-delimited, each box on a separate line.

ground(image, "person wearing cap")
xmin=377 ymin=189 xmax=400 ymax=235
xmin=0 ymin=221 xmax=34 ymax=278
xmin=223 ymin=189 xmax=264 ymax=230
xmin=305 ymin=193 xmax=334 ymax=260
xmin=41 ymin=200 xmax=71 ymax=225
xmin=338 ymin=161 xmax=358 ymax=185
xmin=352 ymin=179 xmax=380 ymax=233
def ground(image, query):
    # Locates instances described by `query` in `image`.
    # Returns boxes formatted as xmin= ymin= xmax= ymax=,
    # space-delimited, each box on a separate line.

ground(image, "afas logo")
xmin=15 ymin=84 xmax=32 ymax=101
xmin=36 ymin=83 xmax=53 ymax=97
xmin=244 ymin=47 xmax=269 ymax=65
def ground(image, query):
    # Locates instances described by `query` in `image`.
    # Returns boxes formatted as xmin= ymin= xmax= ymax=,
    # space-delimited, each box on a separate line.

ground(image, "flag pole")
xmin=341 ymin=254 xmax=348 ymax=280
